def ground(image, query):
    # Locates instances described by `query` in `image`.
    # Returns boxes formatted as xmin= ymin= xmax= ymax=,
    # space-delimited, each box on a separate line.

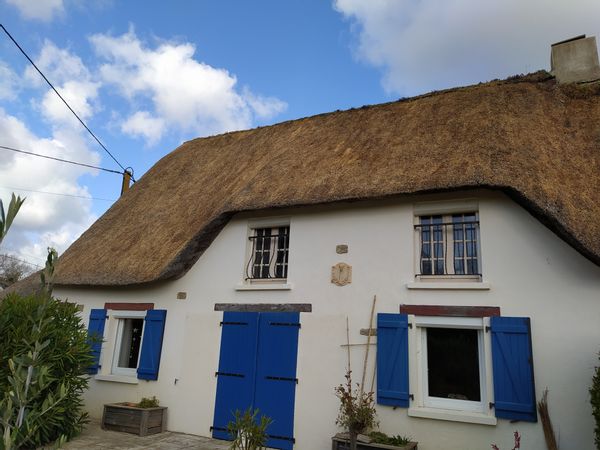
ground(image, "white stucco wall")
xmin=55 ymin=190 xmax=600 ymax=450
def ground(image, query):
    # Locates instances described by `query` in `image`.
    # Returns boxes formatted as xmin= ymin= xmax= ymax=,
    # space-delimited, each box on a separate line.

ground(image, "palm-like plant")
xmin=0 ymin=194 xmax=25 ymax=247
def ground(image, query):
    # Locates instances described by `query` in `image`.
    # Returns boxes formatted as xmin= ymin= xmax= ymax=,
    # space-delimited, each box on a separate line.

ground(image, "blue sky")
xmin=1 ymin=0 xmax=599 ymax=269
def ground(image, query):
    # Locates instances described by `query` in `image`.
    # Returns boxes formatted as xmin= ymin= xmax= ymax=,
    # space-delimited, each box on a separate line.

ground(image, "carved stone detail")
xmin=331 ymin=262 xmax=352 ymax=286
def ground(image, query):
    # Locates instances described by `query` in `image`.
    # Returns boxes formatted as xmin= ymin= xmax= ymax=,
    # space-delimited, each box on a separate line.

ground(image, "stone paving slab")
xmin=62 ymin=421 xmax=232 ymax=450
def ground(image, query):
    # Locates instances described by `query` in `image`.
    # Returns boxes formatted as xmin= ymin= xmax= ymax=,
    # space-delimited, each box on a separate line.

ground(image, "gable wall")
xmin=55 ymin=190 xmax=600 ymax=450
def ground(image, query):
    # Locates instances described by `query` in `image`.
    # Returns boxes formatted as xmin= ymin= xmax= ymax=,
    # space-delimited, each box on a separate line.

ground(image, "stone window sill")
xmin=235 ymin=283 xmax=293 ymax=291
xmin=406 ymin=281 xmax=491 ymax=290
xmin=408 ymin=407 xmax=496 ymax=425
xmin=94 ymin=374 xmax=139 ymax=384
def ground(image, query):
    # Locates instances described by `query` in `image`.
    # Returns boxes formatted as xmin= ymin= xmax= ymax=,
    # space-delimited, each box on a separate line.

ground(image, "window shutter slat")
xmin=87 ymin=309 xmax=107 ymax=375
xmin=377 ymin=313 xmax=410 ymax=407
xmin=137 ymin=309 xmax=167 ymax=380
xmin=491 ymin=316 xmax=537 ymax=422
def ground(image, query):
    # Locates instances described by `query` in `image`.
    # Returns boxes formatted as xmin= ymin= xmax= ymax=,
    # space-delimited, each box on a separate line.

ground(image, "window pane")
xmin=421 ymin=260 xmax=432 ymax=275
xmin=117 ymin=318 xmax=144 ymax=369
xmin=426 ymin=328 xmax=481 ymax=401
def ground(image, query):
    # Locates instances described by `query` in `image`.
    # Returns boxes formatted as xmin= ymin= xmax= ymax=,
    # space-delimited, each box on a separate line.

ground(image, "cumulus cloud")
xmin=121 ymin=111 xmax=166 ymax=146
xmin=25 ymin=41 xmax=100 ymax=127
xmin=0 ymin=62 xmax=19 ymax=100
xmin=90 ymin=29 xmax=287 ymax=144
xmin=0 ymin=108 xmax=100 ymax=262
xmin=5 ymin=0 xmax=64 ymax=22
xmin=334 ymin=0 xmax=600 ymax=95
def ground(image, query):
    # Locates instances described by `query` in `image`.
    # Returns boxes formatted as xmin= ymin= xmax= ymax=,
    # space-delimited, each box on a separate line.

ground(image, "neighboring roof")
xmin=54 ymin=73 xmax=600 ymax=286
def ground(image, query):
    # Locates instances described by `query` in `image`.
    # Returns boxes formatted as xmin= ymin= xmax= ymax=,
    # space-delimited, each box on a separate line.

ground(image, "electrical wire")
xmin=1 ymin=254 xmax=42 ymax=269
xmin=0 ymin=144 xmax=123 ymax=175
xmin=0 ymin=23 xmax=136 ymax=182
xmin=0 ymin=185 xmax=115 ymax=202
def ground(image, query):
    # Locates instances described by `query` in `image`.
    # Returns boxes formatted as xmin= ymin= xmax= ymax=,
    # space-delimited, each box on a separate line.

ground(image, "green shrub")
xmin=368 ymin=431 xmax=412 ymax=446
xmin=227 ymin=407 xmax=272 ymax=450
xmin=592 ymin=353 xmax=600 ymax=450
xmin=0 ymin=293 xmax=93 ymax=449
xmin=137 ymin=396 xmax=160 ymax=408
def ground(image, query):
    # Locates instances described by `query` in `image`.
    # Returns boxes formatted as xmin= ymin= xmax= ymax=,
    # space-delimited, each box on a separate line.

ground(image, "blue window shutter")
xmin=212 ymin=312 xmax=260 ymax=441
xmin=491 ymin=316 xmax=537 ymax=422
xmin=377 ymin=313 xmax=410 ymax=407
xmin=254 ymin=313 xmax=300 ymax=450
xmin=87 ymin=309 xmax=107 ymax=375
xmin=137 ymin=309 xmax=167 ymax=381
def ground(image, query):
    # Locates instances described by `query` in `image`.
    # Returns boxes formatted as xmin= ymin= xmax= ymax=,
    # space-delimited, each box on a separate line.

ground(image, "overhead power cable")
xmin=0 ymin=144 xmax=123 ymax=175
xmin=0 ymin=185 xmax=115 ymax=202
xmin=1 ymin=254 xmax=42 ymax=269
xmin=0 ymin=23 xmax=136 ymax=182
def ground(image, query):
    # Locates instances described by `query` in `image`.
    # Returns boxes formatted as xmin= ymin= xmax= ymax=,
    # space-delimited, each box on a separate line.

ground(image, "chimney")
xmin=551 ymin=35 xmax=600 ymax=84
xmin=120 ymin=169 xmax=132 ymax=195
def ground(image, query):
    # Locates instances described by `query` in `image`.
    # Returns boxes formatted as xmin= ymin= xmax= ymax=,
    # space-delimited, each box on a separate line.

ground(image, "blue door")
xmin=212 ymin=312 xmax=300 ymax=450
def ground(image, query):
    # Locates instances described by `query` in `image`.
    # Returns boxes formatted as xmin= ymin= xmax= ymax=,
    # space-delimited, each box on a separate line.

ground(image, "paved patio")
xmin=62 ymin=421 xmax=232 ymax=449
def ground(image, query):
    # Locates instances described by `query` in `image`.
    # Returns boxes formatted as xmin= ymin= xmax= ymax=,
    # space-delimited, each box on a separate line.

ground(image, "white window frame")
xmin=108 ymin=310 xmax=146 ymax=378
xmin=242 ymin=218 xmax=291 ymax=286
xmin=412 ymin=200 xmax=483 ymax=283
xmin=408 ymin=315 xmax=496 ymax=425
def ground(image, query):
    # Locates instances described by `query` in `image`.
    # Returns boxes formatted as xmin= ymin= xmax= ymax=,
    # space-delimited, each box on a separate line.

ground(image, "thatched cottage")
xmin=17 ymin=38 xmax=600 ymax=449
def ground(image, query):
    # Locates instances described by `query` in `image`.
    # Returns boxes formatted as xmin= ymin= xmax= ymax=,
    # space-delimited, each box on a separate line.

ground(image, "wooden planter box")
xmin=102 ymin=403 xmax=167 ymax=436
xmin=332 ymin=436 xmax=418 ymax=450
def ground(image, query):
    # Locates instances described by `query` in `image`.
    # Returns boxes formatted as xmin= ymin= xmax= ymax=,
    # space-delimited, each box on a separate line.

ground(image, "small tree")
xmin=0 ymin=255 xmax=33 ymax=289
xmin=335 ymin=370 xmax=378 ymax=450
xmin=591 ymin=353 xmax=600 ymax=449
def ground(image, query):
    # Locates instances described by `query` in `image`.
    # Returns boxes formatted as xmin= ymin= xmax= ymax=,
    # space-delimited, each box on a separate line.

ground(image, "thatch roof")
xmin=53 ymin=74 xmax=600 ymax=286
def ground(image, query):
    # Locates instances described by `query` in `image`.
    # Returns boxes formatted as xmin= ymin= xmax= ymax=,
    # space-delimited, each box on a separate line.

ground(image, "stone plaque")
xmin=336 ymin=244 xmax=348 ymax=254
xmin=331 ymin=262 xmax=352 ymax=286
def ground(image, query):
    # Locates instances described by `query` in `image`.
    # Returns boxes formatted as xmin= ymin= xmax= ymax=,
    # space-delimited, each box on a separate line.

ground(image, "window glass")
xmin=117 ymin=318 xmax=144 ymax=369
xmin=426 ymin=327 xmax=481 ymax=401
xmin=248 ymin=226 xmax=290 ymax=280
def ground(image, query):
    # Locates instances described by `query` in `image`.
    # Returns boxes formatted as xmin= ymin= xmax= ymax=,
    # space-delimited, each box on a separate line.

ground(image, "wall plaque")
xmin=331 ymin=262 xmax=352 ymax=286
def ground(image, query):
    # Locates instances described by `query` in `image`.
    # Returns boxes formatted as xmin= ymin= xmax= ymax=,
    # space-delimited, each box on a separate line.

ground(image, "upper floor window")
xmin=245 ymin=226 xmax=290 ymax=281
xmin=415 ymin=212 xmax=480 ymax=278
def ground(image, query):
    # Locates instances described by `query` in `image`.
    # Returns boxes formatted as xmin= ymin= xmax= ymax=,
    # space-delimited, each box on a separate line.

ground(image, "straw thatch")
xmin=53 ymin=75 xmax=600 ymax=286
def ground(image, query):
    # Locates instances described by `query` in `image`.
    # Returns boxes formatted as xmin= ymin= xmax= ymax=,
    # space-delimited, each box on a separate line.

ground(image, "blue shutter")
xmin=87 ymin=309 xmax=107 ymax=374
xmin=491 ymin=316 xmax=537 ymax=422
xmin=254 ymin=313 xmax=300 ymax=450
xmin=212 ymin=312 xmax=260 ymax=440
xmin=377 ymin=313 xmax=410 ymax=407
xmin=137 ymin=309 xmax=167 ymax=380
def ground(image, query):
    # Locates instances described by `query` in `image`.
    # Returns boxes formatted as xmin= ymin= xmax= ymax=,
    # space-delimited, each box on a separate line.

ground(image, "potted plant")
xmin=333 ymin=370 xmax=378 ymax=450
xmin=102 ymin=396 xmax=167 ymax=436
xmin=332 ymin=430 xmax=418 ymax=450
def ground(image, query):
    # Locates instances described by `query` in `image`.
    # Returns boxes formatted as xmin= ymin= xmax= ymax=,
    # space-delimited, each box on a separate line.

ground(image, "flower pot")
xmin=102 ymin=402 xmax=167 ymax=436
xmin=331 ymin=436 xmax=418 ymax=450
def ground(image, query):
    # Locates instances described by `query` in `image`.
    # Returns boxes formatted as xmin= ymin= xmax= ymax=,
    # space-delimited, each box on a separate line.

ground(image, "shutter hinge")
xmin=409 ymin=394 xmax=414 ymax=400
xmin=489 ymin=402 xmax=495 ymax=409
xmin=408 ymin=323 xmax=413 ymax=329
xmin=485 ymin=326 xmax=491 ymax=333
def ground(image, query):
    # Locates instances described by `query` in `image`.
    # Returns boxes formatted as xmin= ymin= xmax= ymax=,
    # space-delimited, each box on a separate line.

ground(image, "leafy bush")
xmin=592 ymin=353 xmax=600 ymax=450
xmin=0 ymin=293 xmax=93 ymax=449
xmin=334 ymin=370 xmax=378 ymax=447
xmin=227 ymin=407 xmax=272 ymax=450
xmin=137 ymin=396 xmax=160 ymax=408
xmin=368 ymin=431 xmax=412 ymax=446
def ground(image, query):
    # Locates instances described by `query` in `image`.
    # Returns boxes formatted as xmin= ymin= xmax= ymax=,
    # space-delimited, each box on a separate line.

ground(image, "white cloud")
xmin=0 ymin=108 xmax=100 ymax=262
xmin=25 ymin=41 xmax=100 ymax=127
xmin=0 ymin=62 xmax=19 ymax=100
xmin=334 ymin=0 xmax=600 ymax=95
xmin=121 ymin=111 xmax=166 ymax=146
xmin=90 ymin=29 xmax=287 ymax=145
xmin=5 ymin=0 xmax=64 ymax=22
